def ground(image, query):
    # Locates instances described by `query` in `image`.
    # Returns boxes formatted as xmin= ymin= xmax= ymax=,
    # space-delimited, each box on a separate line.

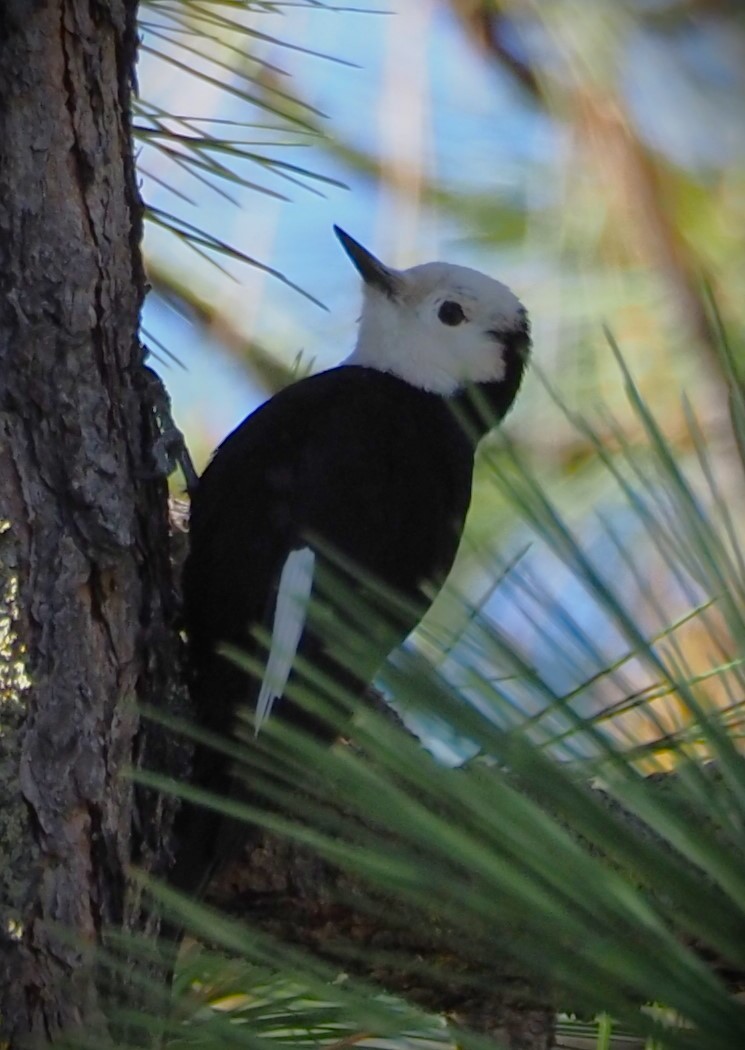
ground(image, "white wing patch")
xmin=255 ymin=546 xmax=316 ymax=736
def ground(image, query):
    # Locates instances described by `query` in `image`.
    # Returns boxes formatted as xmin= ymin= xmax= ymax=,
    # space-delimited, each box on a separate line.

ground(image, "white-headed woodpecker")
xmin=175 ymin=227 xmax=530 ymax=894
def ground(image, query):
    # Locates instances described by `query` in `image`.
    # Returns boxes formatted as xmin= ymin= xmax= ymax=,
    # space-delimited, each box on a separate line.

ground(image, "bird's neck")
xmin=448 ymin=339 xmax=527 ymax=441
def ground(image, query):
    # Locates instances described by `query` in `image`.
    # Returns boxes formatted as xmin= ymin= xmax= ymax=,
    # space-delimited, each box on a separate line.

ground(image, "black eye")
xmin=438 ymin=300 xmax=466 ymax=326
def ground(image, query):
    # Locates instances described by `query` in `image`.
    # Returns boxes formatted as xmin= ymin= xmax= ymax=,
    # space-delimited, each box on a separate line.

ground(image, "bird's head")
xmin=335 ymin=226 xmax=530 ymax=404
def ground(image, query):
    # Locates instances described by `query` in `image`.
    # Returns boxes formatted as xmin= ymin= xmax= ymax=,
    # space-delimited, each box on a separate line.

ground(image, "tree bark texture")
xmin=0 ymin=1 xmax=180 ymax=1043
xmin=210 ymin=815 xmax=555 ymax=1050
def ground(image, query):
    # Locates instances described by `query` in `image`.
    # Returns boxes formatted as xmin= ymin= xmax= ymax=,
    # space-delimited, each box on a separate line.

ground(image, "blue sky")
xmin=139 ymin=1 xmax=745 ymax=449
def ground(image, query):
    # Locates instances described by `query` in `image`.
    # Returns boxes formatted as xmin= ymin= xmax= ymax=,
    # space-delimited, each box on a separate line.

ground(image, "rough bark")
xmin=202 ymin=705 xmax=555 ymax=1050
xmin=204 ymin=754 xmax=745 ymax=1050
xmin=0 ymin=1 xmax=180 ymax=1044
xmin=209 ymin=803 xmax=555 ymax=1050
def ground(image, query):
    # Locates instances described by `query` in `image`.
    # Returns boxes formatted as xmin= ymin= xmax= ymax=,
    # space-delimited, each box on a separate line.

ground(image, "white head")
xmin=335 ymin=226 xmax=530 ymax=396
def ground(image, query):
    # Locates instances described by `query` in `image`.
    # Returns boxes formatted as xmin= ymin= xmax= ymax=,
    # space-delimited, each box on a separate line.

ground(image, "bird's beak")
xmin=333 ymin=226 xmax=400 ymax=299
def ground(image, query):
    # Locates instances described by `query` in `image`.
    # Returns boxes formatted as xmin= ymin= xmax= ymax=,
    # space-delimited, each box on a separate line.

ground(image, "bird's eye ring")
xmin=438 ymin=300 xmax=466 ymax=326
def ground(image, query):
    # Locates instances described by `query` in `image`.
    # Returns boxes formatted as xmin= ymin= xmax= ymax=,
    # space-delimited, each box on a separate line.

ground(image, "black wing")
xmin=183 ymin=365 xmax=474 ymax=734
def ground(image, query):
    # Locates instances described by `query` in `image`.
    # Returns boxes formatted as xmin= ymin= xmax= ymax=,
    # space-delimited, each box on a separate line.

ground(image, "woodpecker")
xmin=175 ymin=227 xmax=529 ymax=893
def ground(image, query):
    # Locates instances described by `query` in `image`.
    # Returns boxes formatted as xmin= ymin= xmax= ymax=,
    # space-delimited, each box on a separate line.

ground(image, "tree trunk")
xmin=0 ymin=1 xmax=179 ymax=1044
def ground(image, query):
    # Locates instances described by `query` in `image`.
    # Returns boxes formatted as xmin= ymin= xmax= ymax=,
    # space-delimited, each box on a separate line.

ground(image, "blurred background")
xmin=137 ymin=0 xmax=745 ymax=761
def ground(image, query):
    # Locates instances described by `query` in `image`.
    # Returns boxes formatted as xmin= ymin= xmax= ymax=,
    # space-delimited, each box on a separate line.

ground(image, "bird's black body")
xmin=188 ymin=367 xmax=460 ymax=736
